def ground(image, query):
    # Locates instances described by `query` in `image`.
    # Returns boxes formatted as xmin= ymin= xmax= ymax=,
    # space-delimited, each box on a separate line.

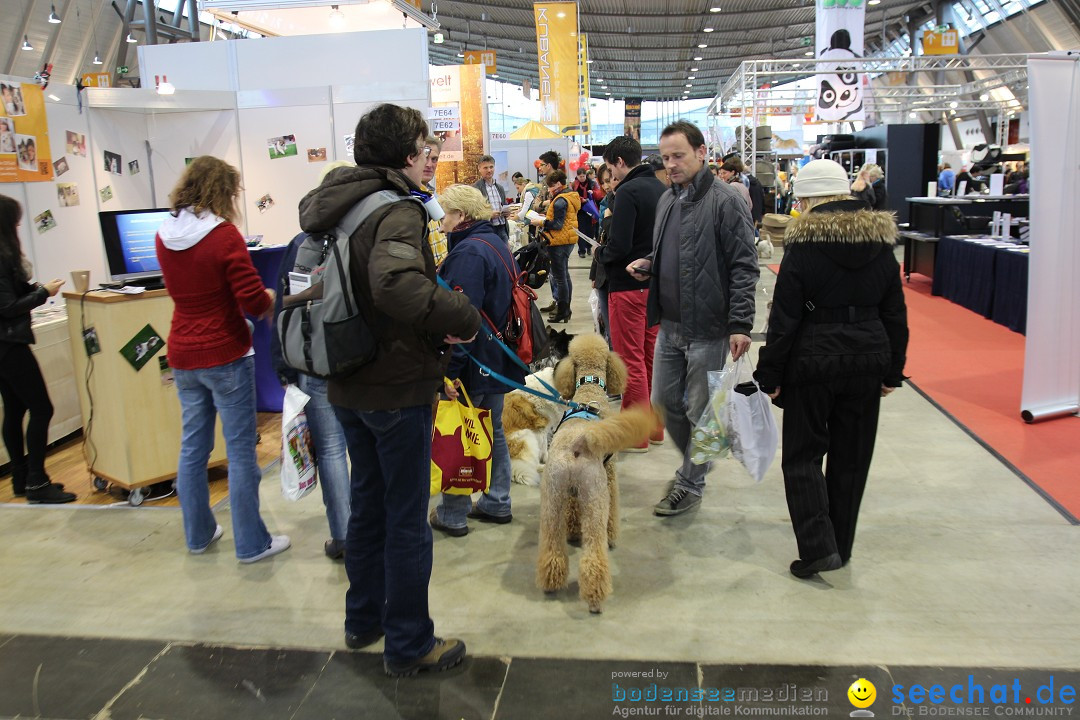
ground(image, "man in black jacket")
xmin=597 ymin=136 xmax=666 ymax=448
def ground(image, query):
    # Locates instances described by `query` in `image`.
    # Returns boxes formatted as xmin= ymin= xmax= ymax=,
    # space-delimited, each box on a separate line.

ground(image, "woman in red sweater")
xmin=156 ymin=156 xmax=289 ymax=563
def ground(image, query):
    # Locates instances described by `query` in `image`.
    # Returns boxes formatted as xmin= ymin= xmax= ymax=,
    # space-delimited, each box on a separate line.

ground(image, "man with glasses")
xmin=422 ymin=137 xmax=448 ymax=266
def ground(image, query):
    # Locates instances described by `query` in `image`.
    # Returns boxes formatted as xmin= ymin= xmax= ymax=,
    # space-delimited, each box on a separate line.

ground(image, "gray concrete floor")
xmin=1 ymin=249 xmax=1078 ymax=670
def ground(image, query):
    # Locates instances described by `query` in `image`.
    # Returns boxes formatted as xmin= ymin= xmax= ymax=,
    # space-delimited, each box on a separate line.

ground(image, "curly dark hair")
xmin=353 ymin=104 xmax=429 ymax=169
xmin=168 ymin=156 xmax=242 ymax=225
xmin=0 ymin=194 xmax=28 ymax=282
xmin=545 ymin=170 xmax=568 ymax=187
xmin=602 ymin=135 xmax=643 ymax=169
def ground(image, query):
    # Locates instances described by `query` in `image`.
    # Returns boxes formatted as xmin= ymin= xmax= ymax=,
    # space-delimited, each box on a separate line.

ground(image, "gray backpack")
xmin=277 ymin=190 xmax=418 ymax=379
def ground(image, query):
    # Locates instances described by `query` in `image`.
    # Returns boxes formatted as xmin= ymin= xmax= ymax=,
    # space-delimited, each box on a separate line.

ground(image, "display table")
xmin=62 ymin=290 xmax=227 ymax=504
xmin=0 ymin=313 xmax=83 ymax=468
xmin=248 ymin=244 xmax=289 ymax=413
xmin=929 ymin=236 xmax=1029 ymax=334
xmin=899 ymin=230 xmax=939 ymax=281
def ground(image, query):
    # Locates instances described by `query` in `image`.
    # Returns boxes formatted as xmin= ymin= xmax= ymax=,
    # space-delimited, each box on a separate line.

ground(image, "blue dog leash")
xmin=436 ymin=275 xmax=580 ymax=411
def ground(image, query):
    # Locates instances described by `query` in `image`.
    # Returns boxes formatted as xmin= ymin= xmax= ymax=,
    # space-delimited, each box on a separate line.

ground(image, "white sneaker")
xmin=189 ymin=525 xmax=224 ymax=555
xmin=239 ymin=535 xmax=291 ymax=564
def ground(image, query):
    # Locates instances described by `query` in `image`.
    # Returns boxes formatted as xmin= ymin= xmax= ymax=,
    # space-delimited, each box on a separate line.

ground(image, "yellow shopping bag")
xmin=430 ymin=380 xmax=493 ymax=496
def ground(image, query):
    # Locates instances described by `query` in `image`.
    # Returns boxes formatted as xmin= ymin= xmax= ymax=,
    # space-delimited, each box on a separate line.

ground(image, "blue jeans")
xmin=435 ymin=393 xmax=511 ymax=528
xmin=596 ymin=287 xmax=610 ymax=345
xmin=297 ymin=374 xmax=350 ymax=542
xmin=174 ymin=356 xmax=271 ymax=559
xmin=651 ymin=320 xmax=730 ymax=495
xmin=548 ymin=244 xmax=574 ymax=306
xmin=336 ymin=403 xmax=436 ymax=665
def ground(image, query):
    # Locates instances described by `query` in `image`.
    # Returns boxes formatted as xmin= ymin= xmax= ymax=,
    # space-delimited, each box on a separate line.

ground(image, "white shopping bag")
xmin=588 ymin=288 xmax=602 ymax=335
xmin=723 ymin=356 xmax=779 ymax=484
xmin=280 ymin=384 xmax=318 ymax=501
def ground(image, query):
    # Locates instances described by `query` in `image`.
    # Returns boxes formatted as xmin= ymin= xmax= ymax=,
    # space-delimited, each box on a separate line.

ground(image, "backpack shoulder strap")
xmin=337 ymin=190 xmax=422 ymax=237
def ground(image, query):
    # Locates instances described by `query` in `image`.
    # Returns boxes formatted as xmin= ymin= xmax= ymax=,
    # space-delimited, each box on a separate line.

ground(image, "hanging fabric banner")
xmin=624 ymin=98 xmax=642 ymax=142
xmin=533 ymin=1 xmax=578 ymax=135
xmin=814 ymin=0 xmax=865 ymax=122
xmin=572 ymin=33 xmax=591 ymax=137
xmin=431 ymin=63 xmax=488 ymax=187
xmin=0 ymin=79 xmax=54 ymax=183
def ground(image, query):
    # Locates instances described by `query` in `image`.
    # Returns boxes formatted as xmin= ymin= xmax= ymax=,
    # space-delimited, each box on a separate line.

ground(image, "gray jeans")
xmin=651 ymin=320 xmax=730 ymax=495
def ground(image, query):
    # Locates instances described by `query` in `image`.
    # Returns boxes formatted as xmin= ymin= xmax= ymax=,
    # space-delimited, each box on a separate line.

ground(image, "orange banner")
xmin=463 ymin=50 xmax=497 ymax=74
xmin=434 ymin=64 xmax=488 ymax=189
xmin=533 ymin=1 xmax=578 ymax=136
xmin=922 ymin=29 xmax=960 ymax=55
xmin=0 ymin=81 xmax=53 ymax=183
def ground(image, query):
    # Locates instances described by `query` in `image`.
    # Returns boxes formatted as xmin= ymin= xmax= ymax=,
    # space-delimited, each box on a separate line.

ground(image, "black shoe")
xmin=467 ymin=504 xmax=512 ymax=524
xmin=540 ymin=301 xmax=557 ymax=313
xmin=578 ymin=252 xmax=587 ymax=258
xmin=26 ymin=482 xmax=76 ymax=504
xmin=384 ymin=637 xmax=466 ymax=677
xmin=345 ymin=627 xmax=384 ymax=650
xmin=789 ymin=553 xmax=843 ymax=579
xmin=9 ymin=459 xmax=27 ymax=497
xmin=550 ymin=304 xmax=572 ymax=324
xmin=324 ymin=538 xmax=345 ymax=560
xmin=429 ymin=509 xmax=468 ymax=537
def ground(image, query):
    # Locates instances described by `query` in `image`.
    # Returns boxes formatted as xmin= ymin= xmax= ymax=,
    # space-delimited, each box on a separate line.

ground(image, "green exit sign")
xmin=117 ymin=65 xmax=129 ymax=74
xmin=801 ymin=37 xmax=813 ymax=46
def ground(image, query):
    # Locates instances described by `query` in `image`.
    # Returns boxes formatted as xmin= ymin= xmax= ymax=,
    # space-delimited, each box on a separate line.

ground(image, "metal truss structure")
xmin=708 ymin=54 xmax=1031 ymax=166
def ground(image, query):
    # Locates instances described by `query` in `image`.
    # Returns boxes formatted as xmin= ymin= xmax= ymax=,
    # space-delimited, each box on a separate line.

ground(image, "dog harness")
xmin=553 ymin=402 xmax=614 ymax=464
xmin=576 ymin=375 xmax=606 ymax=391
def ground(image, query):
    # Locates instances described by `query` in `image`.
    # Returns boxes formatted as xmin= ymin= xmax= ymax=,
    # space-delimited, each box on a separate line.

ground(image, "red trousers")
xmin=608 ymin=288 xmax=658 ymax=412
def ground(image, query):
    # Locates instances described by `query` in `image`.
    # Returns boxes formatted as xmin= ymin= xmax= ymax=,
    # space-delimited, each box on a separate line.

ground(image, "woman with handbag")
xmin=754 ymin=160 xmax=908 ymax=579
xmin=0 ymin=195 xmax=73 ymax=503
xmin=429 ymin=185 xmax=526 ymax=537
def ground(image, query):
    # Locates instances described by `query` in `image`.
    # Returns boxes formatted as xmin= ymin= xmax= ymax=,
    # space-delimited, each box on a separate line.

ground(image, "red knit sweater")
xmin=156 ymin=222 xmax=271 ymax=370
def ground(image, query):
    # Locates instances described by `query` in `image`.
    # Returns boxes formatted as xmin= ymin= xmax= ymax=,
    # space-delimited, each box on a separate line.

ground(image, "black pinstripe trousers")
xmin=780 ymin=376 xmax=882 ymax=563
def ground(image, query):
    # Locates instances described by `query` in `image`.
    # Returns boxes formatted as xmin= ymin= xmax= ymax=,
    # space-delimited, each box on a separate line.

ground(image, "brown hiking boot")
xmin=383 ymin=637 xmax=466 ymax=677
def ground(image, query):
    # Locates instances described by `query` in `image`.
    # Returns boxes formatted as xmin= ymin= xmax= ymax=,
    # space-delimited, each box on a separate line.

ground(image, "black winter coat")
xmin=593 ymin=164 xmax=666 ymax=293
xmin=0 ymin=263 xmax=47 ymax=349
xmin=755 ymin=200 xmax=908 ymax=395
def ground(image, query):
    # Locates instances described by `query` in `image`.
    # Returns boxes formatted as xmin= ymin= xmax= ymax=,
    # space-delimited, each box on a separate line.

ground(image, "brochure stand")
xmin=63 ymin=290 xmax=227 ymax=505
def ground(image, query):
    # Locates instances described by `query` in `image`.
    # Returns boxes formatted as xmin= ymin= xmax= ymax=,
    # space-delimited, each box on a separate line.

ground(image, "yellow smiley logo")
xmin=848 ymin=678 xmax=877 ymax=709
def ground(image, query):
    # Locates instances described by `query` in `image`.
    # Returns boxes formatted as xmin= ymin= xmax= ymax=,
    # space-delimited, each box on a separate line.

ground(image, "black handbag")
xmin=513 ymin=238 xmax=551 ymax=290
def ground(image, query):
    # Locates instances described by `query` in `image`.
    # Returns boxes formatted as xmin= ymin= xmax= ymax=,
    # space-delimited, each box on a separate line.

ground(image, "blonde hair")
xmin=169 ymin=156 xmax=241 ymax=224
xmin=438 ymin=184 xmax=493 ymax=221
xmin=799 ymin=194 xmax=852 ymax=211
xmin=860 ymin=163 xmax=884 ymax=182
xmin=319 ymin=160 xmax=354 ymax=184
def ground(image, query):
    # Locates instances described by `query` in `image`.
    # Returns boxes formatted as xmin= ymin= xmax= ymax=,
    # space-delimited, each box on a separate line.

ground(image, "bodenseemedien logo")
xmin=849 ymin=678 xmax=878 ymax=717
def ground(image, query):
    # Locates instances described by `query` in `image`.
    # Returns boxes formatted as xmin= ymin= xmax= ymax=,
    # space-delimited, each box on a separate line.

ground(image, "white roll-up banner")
xmin=815 ymin=0 xmax=865 ymax=122
xmin=1021 ymin=52 xmax=1080 ymax=423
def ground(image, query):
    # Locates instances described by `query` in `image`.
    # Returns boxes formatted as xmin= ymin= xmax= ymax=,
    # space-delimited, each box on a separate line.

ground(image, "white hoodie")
xmin=157 ymin=207 xmax=226 ymax=251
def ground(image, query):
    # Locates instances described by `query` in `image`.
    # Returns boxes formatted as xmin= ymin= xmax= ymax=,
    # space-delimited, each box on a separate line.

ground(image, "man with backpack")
xmin=298 ymin=104 xmax=480 ymax=678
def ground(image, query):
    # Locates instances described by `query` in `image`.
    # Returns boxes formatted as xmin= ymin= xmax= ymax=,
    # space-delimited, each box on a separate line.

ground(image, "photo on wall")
xmin=0 ymin=118 xmax=15 ymax=153
xmin=15 ymin=134 xmax=38 ymax=171
xmin=57 ymin=182 xmax=79 ymax=207
xmin=100 ymin=185 xmax=113 ymax=203
xmin=307 ymin=147 xmax=327 ymax=163
xmin=1 ymin=82 xmax=27 ymax=116
xmin=53 ymin=156 xmax=69 ymax=176
xmin=103 ymin=150 xmax=122 ymax=175
xmin=128 ymin=159 xmax=140 ymax=175
xmin=256 ymin=193 xmax=275 ymax=213
xmin=267 ymin=134 xmax=297 ymax=160
xmin=344 ymin=134 xmax=355 ymax=158
xmin=33 ymin=209 xmax=57 ymax=233
xmin=65 ymin=131 xmax=86 ymax=157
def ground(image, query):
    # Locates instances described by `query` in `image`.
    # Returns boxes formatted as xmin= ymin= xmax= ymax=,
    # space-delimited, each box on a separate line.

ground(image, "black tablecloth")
xmin=931 ymin=235 xmax=1028 ymax=334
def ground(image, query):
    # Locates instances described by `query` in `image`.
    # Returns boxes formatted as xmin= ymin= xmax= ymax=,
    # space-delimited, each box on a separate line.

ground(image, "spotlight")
xmin=694 ymin=56 xmax=703 ymax=61
xmin=92 ymin=52 xmax=102 ymax=65
xmin=697 ymin=43 xmax=708 ymax=48
xmin=804 ymin=50 xmax=813 ymax=56
xmin=48 ymin=5 xmax=61 ymax=23
xmin=686 ymin=83 xmax=693 ymax=88
xmin=979 ymin=93 xmax=989 ymax=101
xmin=710 ymin=6 xmax=721 ymax=12
xmin=21 ymin=35 xmax=33 ymax=51
xmin=126 ymin=33 xmax=137 ymax=43
xmin=949 ymin=101 xmax=958 ymax=108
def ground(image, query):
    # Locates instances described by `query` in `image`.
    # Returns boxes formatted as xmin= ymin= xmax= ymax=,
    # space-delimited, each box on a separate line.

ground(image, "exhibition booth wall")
xmin=1 ymin=29 xmax=431 ymax=305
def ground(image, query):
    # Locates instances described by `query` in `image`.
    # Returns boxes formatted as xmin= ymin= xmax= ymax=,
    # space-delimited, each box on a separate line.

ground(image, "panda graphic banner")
xmin=815 ymin=0 xmax=866 ymax=122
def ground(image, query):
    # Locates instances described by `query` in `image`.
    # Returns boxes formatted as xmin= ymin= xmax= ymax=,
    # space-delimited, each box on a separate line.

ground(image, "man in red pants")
xmin=595 ymin=136 xmax=667 ymax=449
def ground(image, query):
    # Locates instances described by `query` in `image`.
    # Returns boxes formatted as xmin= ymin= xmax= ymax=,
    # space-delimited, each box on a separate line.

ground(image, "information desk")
xmin=929 ymin=236 xmax=1029 ymax=334
xmin=62 ymin=290 xmax=227 ymax=503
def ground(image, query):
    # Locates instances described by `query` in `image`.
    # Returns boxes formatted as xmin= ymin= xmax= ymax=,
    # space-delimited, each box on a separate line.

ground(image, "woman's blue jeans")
xmin=296 ymin=374 xmax=351 ymax=542
xmin=173 ymin=356 xmax=272 ymax=559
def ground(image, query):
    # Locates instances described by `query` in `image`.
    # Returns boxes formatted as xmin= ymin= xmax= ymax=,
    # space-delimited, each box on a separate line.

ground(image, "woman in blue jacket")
xmin=430 ymin=185 xmax=526 ymax=537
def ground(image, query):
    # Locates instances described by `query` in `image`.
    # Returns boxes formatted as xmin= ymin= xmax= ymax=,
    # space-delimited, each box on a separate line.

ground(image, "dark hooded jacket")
xmin=0 ymin=265 xmax=47 ymax=350
xmin=298 ymin=165 xmax=480 ymax=411
xmin=755 ymin=199 xmax=908 ymax=394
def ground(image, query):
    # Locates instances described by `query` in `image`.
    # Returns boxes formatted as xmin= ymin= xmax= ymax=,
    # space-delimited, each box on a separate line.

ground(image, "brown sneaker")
xmin=383 ymin=637 xmax=466 ymax=677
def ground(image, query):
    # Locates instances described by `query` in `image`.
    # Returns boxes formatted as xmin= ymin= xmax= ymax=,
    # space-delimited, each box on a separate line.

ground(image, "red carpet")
xmin=901 ymin=276 xmax=1080 ymax=523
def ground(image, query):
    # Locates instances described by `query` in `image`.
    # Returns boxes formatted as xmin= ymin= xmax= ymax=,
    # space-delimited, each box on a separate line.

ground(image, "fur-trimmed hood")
xmin=785 ymin=199 xmax=898 ymax=270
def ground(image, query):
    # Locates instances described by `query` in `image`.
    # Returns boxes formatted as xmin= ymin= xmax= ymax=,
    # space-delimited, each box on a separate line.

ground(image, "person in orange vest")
xmin=530 ymin=170 xmax=580 ymax=323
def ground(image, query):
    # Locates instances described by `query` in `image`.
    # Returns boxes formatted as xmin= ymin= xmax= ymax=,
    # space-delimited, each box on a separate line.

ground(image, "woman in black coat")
xmin=0 ymin=195 xmax=73 ymax=503
xmin=754 ymin=160 xmax=908 ymax=579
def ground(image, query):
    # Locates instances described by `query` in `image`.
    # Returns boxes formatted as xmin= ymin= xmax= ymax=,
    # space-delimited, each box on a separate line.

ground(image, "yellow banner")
xmin=573 ymin=33 xmax=590 ymax=136
xmin=463 ymin=50 xmax=497 ymax=74
xmin=434 ymin=64 xmax=489 ymax=189
xmin=0 ymin=81 xmax=53 ymax=183
xmin=533 ymin=1 xmax=578 ymax=135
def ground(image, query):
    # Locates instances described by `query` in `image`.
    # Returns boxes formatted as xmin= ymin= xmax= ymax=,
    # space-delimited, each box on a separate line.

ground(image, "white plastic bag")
xmin=691 ymin=367 xmax=735 ymax=465
xmin=724 ymin=356 xmax=779 ymax=484
xmin=281 ymin=384 xmax=318 ymax=501
xmin=588 ymin=288 xmax=602 ymax=335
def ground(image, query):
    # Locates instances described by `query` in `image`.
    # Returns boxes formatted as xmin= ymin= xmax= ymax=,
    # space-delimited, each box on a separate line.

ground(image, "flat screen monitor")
xmin=98 ymin=208 xmax=172 ymax=285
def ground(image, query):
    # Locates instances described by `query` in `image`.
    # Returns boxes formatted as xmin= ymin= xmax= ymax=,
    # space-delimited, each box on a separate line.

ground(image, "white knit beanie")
xmin=793 ymin=159 xmax=850 ymax=198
